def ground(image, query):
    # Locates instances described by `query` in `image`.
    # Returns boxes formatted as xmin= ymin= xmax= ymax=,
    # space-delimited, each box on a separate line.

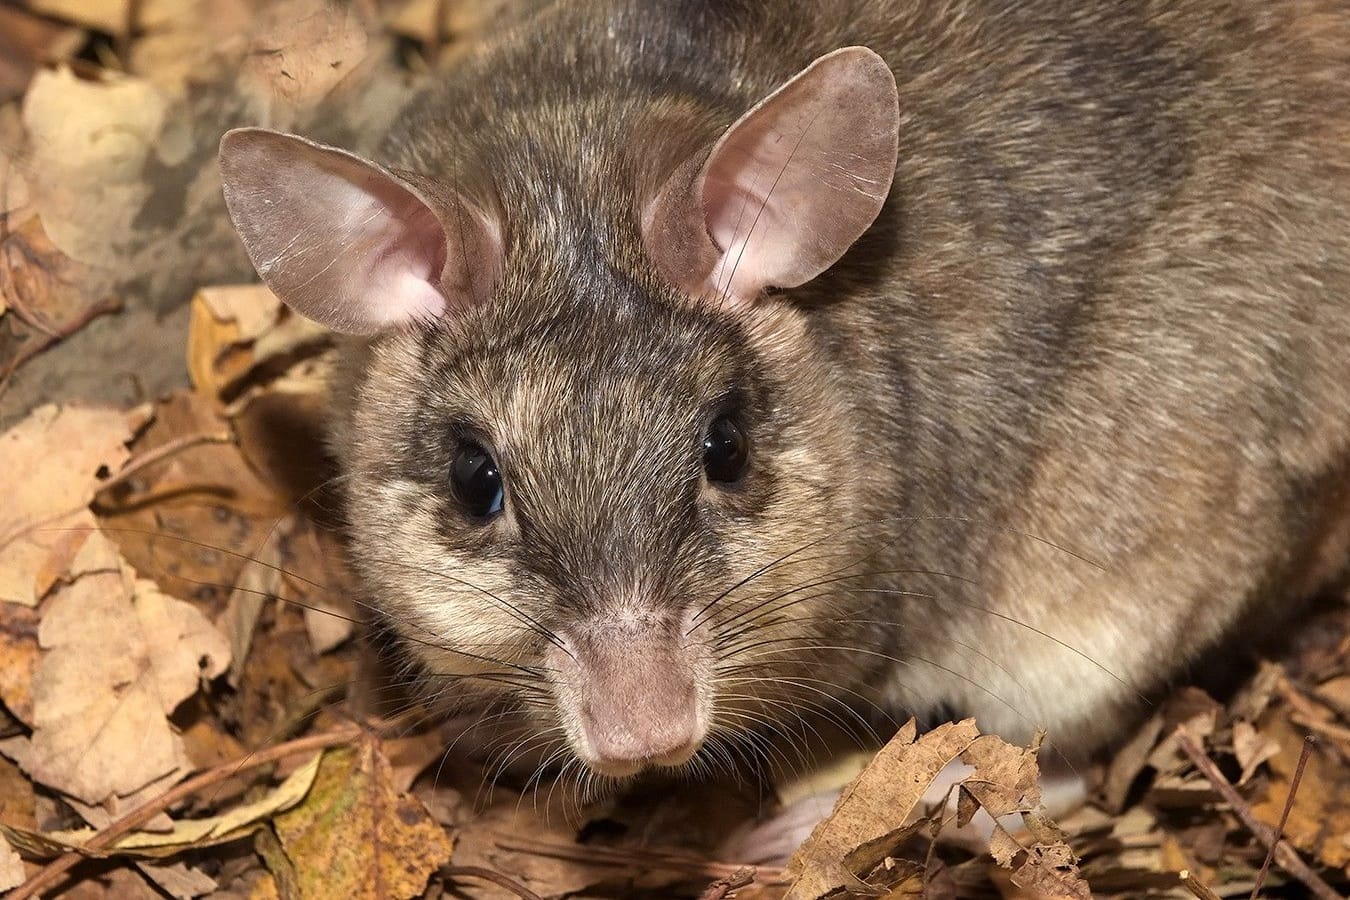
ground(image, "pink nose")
xmin=580 ymin=686 xmax=702 ymax=774
xmin=554 ymin=629 xmax=706 ymax=776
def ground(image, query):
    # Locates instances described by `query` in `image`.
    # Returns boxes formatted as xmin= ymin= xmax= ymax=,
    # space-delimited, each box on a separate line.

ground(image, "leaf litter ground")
xmin=1 ymin=2 xmax=1349 ymax=898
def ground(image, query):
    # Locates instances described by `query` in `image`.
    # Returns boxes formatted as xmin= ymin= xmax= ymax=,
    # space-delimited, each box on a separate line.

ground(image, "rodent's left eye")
xmin=451 ymin=442 xmax=504 ymax=520
xmin=703 ymin=415 xmax=749 ymax=485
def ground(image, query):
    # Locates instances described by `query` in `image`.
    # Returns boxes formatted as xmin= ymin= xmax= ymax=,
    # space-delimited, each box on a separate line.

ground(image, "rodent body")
xmin=220 ymin=0 xmax=1350 ymax=774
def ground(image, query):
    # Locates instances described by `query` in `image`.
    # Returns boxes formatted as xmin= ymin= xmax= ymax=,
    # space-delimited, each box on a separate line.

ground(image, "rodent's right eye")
xmin=450 ymin=442 xmax=504 ymax=521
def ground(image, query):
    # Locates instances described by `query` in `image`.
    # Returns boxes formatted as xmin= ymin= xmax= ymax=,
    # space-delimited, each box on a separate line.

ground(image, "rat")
xmin=216 ymin=0 xmax=1350 ymax=791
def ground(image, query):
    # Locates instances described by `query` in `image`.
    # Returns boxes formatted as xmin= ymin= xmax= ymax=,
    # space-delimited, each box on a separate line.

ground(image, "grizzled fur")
xmin=327 ymin=0 xmax=1350 ymax=764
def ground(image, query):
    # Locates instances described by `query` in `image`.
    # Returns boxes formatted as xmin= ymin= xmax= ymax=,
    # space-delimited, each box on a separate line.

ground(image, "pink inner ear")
xmin=220 ymin=128 xmax=500 ymax=335
xmin=644 ymin=47 xmax=899 ymax=305
xmin=322 ymin=166 xmax=450 ymax=329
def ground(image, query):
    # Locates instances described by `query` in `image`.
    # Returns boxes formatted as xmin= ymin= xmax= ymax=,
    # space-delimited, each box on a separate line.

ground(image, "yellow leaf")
xmin=1 ymin=751 xmax=322 ymax=859
xmin=271 ymin=738 xmax=454 ymax=900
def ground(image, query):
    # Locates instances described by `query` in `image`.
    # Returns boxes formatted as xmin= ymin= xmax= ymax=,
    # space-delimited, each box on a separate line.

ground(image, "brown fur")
xmin=324 ymin=0 xmax=1350 ymax=769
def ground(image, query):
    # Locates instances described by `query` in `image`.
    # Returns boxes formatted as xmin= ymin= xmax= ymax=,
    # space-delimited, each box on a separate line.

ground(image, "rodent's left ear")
xmin=218 ymin=128 xmax=501 ymax=334
xmin=642 ymin=47 xmax=898 ymax=305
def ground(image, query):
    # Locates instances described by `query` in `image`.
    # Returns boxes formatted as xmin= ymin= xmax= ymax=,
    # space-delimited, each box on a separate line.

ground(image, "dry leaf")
xmin=1250 ymin=710 xmax=1350 ymax=872
xmin=0 ymin=754 xmax=37 ymax=835
xmin=952 ymin=731 xmax=1091 ymax=899
xmin=126 ymin=0 xmax=254 ymax=95
xmin=28 ymin=0 xmax=131 ymax=36
xmin=988 ymin=824 xmax=1091 ymax=900
xmin=0 ymin=403 xmax=148 ymax=607
xmin=4 ymin=751 xmax=321 ymax=860
xmin=1315 ymin=675 xmax=1350 ymax=719
xmin=230 ymin=378 xmax=333 ymax=505
xmin=26 ymin=532 xmax=230 ymax=805
xmin=0 ymin=601 xmax=40 ymax=721
xmin=958 ymin=732 xmax=1043 ymax=819
xmin=136 ymin=860 xmax=218 ymax=899
xmin=187 ymin=284 xmax=323 ymax=402
xmin=221 ymin=518 xmax=288 ymax=687
xmin=447 ymin=812 xmax=621 ymax=899
xmin=1232 ymin=720 xmax=1280 ymax=785
xmin=0 ymin=836 xmax=24 ymax=892
xmin=0 ymin=6 xmax=85 ymax=103
xmin=784 ymin=719 xmax=979 ymax=900
xmin=22 ymin=66 xmax=181 ymax=267
xmin=198 ymin=284 xmax=283 ymax=346
xmin=303 ymin=602 xmax=353 ymax=655
xmin=240 ymin=0 xmax=374 ymax=127
xmin=270 ymin=738 xmax=453 ymax=899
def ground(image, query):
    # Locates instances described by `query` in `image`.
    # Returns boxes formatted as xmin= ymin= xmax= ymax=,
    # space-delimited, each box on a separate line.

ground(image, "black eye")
xmin=703 ymin=415 xmax=749 ymax=485
xmin=451 ymin=442 xmax=504 ymax=520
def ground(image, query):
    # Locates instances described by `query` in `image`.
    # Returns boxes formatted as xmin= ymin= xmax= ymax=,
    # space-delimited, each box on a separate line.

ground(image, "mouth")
xmin=574 ymin=733 xmax=705 ymax=778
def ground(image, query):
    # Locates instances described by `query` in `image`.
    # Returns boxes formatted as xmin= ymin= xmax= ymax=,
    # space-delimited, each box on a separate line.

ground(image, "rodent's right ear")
xmin=218 ymin=128 xmax=501 ymax=334
xmin=642 ymin=47 xmax=898 ymax=306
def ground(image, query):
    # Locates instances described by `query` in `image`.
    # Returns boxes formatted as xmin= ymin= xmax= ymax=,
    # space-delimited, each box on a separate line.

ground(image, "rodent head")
xmin=219 ymin=48 xmax=899 ymax=777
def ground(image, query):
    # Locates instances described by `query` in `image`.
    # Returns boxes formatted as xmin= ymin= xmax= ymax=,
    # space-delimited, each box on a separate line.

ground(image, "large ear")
xmin=219 ymin=127 xmax=501 ymax=334
xmin=643 ymin=47 xmax=898 ymax=304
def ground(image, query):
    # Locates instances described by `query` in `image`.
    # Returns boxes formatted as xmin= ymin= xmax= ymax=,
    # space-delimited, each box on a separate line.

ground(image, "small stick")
xmin=442 ymin=865 xmax=545 ymax=900
xmin=10 ymin=725 xmax=361 ymax=900
xmin=1249 ymin=735 xmax=1315 ymax=900
xmin=0 ymin=295 xmax=122 ymax=396
xmin=495 ymin=833 xmax=783 ymax=881
xmin=1289 ymin=714 xmax=1350 ymax=747
xmin=1179 ymin=869 xmax=1224 ymax=900
xmin=1176 ymin=729 xmax=1339 ymax=900
xmin=97 ymin=430 xmax=233 ymax=493
xmin=698 ymin=866 xmax=757 ymax=900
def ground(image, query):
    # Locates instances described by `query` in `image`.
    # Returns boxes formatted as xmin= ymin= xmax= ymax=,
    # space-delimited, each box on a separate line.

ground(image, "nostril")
xmin=580 ymin=697 xmax=704 ymax=771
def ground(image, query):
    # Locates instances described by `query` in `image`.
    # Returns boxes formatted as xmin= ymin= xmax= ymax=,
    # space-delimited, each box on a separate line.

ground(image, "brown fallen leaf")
xmin=957 ymin=731 xmax=1043 ymax=820
xmin=1250 ymin=709 xmax=1350 ymax=873
xmin=230 ymin=374 xmax=334 ymax=506
xmin=987 ymin=820 xmax=1090 ymax=900
xmin=0 ymin=212 xmax=120 ymax=391
xmin=21 ymin=66 xmax=172 ymax=269
xmin=0 ymin=601 xmax=40 ymax=722
xmin=27 ymin=0 xmax=132 ymax=36
xmin=954 ymin=732 xmax=1090 ymax=900
xmin=1232 ymin=720 xmax=1280 ymax=786
xmin=0 ymin=837 xmax=23 ymax=893
xmin=0 ymin=403 xmax=149 ymax=607
xmin=268 ymin=737 xmax=454 ymax=899
xmin=220 ymin=516 xmax=289 ymax=688
xmin=0 ymin=6 xmax=85 ymax=103
xmin=123 ymin=0 xmax=255 ymax=98
xmin=783 ymin=718 xmax=979 ymax=900
xmin=26 ymin=531 xmax=231 ymax=806
xmin=239 ymin=0 xmax=376 ymax=129
xmin=0 ymin=754 xmax=36 ymax=830
xmin=135 ymin=860 xmax=218 ymax=899
xmin=1315 ymin=675 xmax=1350 ymax=720
xmin=186 ymin=284 xmax=331 ymax=407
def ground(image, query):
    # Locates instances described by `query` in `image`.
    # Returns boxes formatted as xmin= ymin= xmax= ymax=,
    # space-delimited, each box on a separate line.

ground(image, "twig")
xmin=1250 ymin=735 xmax=1315 ymax=900
xmin=96 ymin=430 xmax=233 ymax=493
xmin=494 ymin=833 xmax=784 ymax=882
xmin=698 ymin=866 xmax=757 ymax=900
xmin=11 ymin=725 xmax=361 ymax=900
xmin=1179 ymin=869 xmax=1224 ymax=900
xmin=1290 ymin=714 xmax=1350 ymax=747
xmin=1176 ymin=728 xmax=1339 ymax=900
xmin=0 ymin=295 xmax=122 ymax=396
xmin=442 ymin=865 xmax=545 ymax=900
